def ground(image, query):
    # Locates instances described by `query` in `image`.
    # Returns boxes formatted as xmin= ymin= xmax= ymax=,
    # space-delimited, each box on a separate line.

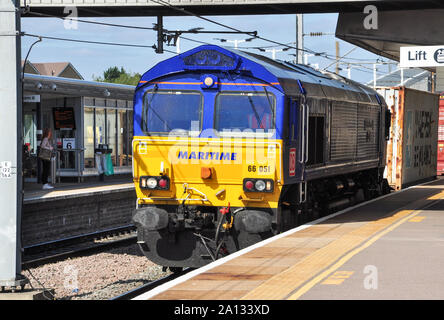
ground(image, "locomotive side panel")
xmin=330 ymin=101 xmax=357 ymax=162
xmin=357 ymin=104 xmax=381 ymax=160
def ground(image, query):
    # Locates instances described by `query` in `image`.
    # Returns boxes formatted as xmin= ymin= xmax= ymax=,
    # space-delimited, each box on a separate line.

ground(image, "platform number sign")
xmin=289 ymin=148 xmax=296 ymax=177
xmin=0 ymin=161 xmax=12 ymax=179
xmin=63 ymin=138 xmax=76 ymax=150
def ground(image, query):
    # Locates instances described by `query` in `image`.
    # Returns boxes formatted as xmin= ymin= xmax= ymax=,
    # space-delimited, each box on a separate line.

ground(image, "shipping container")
xmin=377 ymin=87 xmax=439 ymax=190
xmin=437 ymin=93 xmax=444 ymax=175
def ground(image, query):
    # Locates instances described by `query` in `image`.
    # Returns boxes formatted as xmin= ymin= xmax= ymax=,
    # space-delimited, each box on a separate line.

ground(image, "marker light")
xmin=245 ymin=180 xmax=254 ymax=191
xmin=147 ymin=178 xmax=158 ymax=189
xmin=255 ymin=180 xmax=266 ymax=191
xmin=158 ymin=178 xmax=168 ymax=189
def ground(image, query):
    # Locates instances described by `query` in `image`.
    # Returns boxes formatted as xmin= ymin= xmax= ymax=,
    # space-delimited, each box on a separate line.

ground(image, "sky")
xmin=20 ymin=13 xmax=396 ymax=84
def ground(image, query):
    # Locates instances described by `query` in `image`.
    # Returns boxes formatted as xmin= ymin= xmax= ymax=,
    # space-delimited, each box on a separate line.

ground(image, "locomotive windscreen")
xmin=142 ymin=90 xmax=203 ymax=134
xmin=214 ymin=92 xmax=275 ymax=134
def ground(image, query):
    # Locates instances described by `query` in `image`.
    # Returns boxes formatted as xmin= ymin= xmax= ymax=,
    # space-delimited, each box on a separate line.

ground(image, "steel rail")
xmin=110 ymin=268 xmax=193 ymax=300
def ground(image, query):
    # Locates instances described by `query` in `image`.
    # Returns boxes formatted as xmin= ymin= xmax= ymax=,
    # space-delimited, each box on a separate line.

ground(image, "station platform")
xmin=135 ymin=178 xmax=444 ymax=300
xmin=23 ymin=177 xmax=134 ymax=204
xmin=22 ymin=177 xmax=136 ymax=246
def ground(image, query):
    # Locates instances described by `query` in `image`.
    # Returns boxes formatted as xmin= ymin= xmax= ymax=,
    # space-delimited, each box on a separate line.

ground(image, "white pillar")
xmin=0 ymin=0 xmax=24 ymax=288
xmin=373 ymin=64 xmax=377 ymax=88
xmin=436 ymin=67 xmax=444 ymax=93
xmin=296 ymin=14 xmax=303 ymax=64
xmin=400 ymin=67 xmax=404 ymax=86
xmin=176 ymin=34 xmax=181 ymax=54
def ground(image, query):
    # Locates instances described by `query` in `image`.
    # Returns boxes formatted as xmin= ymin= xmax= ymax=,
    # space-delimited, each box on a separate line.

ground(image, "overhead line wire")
xmin=23 ymin=33 xmax=177 ymax=54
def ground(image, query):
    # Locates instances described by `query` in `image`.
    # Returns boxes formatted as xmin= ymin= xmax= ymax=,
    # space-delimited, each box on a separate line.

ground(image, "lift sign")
xmin=289 ymin=148 xmax=296 ymax=177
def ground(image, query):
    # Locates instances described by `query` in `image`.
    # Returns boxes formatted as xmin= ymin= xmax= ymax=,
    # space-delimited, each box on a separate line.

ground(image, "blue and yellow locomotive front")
xmin=132 ymin=45 xmax=290 ymax=268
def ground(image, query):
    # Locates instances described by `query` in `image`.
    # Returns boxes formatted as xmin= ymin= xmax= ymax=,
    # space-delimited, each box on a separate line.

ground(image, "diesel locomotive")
xmin=132 ymin=45 xmax=391 ymax=269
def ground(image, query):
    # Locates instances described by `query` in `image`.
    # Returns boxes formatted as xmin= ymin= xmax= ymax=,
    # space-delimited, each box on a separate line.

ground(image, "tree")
xmin=94 ymin=66 xmax=141 ymax=86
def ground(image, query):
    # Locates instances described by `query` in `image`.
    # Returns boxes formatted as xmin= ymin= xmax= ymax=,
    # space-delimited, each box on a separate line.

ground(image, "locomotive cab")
xmin=132 ymin=45 xmax=390 ymax=269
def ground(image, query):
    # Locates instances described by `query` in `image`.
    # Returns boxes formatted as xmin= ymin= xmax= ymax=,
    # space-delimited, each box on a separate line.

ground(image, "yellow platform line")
xmin=426 ymin=190 xmax=444 ymax=200
xmin=409 ymin=216 xmax=426 ymax=222
xmin=321 ymin=271 xmax=354 ymax=285
xmin=241 ymin=192 xmax=444 ymax=300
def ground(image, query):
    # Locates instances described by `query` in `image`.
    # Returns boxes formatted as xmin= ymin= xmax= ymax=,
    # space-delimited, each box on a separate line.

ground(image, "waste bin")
xmin=95 ymin=144 xmax=113 ymax=181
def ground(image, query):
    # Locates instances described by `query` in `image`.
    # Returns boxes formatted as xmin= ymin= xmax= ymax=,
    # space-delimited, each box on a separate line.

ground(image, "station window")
xmin=83 ymin=98 xmax=133 ymax=168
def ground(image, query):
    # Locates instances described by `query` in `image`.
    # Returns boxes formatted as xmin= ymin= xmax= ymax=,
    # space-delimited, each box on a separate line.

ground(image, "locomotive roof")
xmin=137 ymin=45 xmax=383 ymax=105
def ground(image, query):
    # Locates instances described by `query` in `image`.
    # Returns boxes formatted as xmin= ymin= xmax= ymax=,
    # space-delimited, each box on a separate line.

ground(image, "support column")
xmin=0 ymin=0 xmax=25 ymax=288
xmin=296 ymin=14 xmax=303 ymax=64
xmin=435 ymin=66 xmax=444 ymax=93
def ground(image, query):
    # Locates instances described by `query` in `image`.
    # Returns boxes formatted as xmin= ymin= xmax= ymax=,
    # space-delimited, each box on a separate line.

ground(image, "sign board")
xmin=23 ymin=95 xmax=40 ymax=103
xmin=400 ymin=45 xmax=444 ymax=68
xmin=62 ymin=138 xmax=76 ymax=150
xmin=0 ymin=161 xmax=12 ymax=179
xmin=53 ymin=107 xmax=76 ymax=130
xmin=289 ymin=148 xmax=296 ymax=177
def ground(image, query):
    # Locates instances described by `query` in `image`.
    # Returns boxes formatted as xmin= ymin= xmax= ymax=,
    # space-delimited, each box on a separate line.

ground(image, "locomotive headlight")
xmin=255 ymin=180 xmax=266 ymax=192
xmin=204 ymin=76 xmax=214 ymax=87
xmin=140 ymin=176 xmax=170 ymax=190
xmin=147 ymin=177 xmax=158 ymax=189
xmin=243 ymin=178 xmax=274 ymax=193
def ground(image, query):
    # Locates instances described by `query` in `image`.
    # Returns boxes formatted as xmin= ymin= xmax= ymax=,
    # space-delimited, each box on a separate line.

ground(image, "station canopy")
xmin=21 ymin=0 xmax=441 ymax=17
xmin=336 ymin=9 xmax=444 ymax=71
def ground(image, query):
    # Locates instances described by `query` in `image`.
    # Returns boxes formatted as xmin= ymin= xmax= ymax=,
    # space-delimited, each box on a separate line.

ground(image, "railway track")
xmin=22 ymin=225 xmax=137 ymax=269
xmin=110 ymin=268 xmax=193 ymax=300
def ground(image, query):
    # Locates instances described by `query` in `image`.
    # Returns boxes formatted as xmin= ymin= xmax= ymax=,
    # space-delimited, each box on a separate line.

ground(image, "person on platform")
xmin=40 ymin=128 xmax=55 ymax=190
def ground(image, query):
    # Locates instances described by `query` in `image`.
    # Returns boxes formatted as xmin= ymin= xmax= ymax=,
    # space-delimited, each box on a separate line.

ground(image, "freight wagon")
xmin=379 ymin=87 xmax=439 ymax=190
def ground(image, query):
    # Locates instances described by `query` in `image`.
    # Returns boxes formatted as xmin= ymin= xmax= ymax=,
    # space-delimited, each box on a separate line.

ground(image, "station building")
xmin=22 ymin=61 xmax=135 ymax=182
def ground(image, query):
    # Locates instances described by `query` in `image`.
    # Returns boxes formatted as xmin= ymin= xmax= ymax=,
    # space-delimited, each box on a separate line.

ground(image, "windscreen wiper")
xmin=248 ymin=95 xmax=264 ymax=129
xmin=263 ymin=86 xmax=275 ymax=122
